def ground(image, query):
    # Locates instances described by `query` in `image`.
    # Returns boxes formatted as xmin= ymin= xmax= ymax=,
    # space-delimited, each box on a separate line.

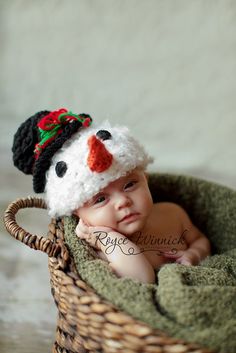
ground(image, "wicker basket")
xmin=4 ymin=196 xmax=214 ymax=353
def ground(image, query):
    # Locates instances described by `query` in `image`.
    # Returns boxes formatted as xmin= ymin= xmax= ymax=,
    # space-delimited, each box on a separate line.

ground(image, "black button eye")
xmin=96 ymin=130 xmax=112 ymax=141
xmin=55 ymin=161 xmax=67 ymax=177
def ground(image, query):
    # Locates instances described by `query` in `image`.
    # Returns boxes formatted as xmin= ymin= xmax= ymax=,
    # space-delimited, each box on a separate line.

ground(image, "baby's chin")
xmin=117 ymin=223 xmax=145 ymax=237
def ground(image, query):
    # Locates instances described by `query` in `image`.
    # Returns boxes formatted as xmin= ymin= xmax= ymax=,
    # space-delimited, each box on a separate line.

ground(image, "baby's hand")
xmin=163 ymin=249 xmax=200 ymax=266
xmin=75 ymin=219 xmax=100 ymax=249
xmin=75 ymin=219 xmax=114 ymax=250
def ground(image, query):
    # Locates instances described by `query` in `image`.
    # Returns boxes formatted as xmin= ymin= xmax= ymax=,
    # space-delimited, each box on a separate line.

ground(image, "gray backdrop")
xmin=1 ymin=1 xmax=235 ymax=352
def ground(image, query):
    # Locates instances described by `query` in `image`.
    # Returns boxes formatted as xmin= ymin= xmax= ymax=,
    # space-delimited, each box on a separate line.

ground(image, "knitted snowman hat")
xmin=12 ymin=108 xmax=153 ymax=217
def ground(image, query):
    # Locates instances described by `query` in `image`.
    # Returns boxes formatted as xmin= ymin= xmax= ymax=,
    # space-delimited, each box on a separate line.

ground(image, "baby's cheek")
xmin=77 ymin=212 xmax=94 ymax=227
xmin=143 ymin=194 xmax=153 ymax=215
xmin=88 ymin=210 xmax=111 ymax=228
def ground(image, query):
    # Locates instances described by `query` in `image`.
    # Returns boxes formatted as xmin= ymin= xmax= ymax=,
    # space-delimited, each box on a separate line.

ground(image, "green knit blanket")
xmin=64 ymin=174 xmax=236 ymax=353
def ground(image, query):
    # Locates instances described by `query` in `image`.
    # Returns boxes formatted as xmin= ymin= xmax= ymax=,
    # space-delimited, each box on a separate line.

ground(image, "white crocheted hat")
xmin=12 ymin=107 xmax=153 ymax=218
xmin=45 ymin=120 xmax=153 ymax=217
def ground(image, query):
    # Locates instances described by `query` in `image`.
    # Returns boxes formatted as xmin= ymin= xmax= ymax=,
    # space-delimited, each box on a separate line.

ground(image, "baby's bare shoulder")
xmin=153 ymin=202 xmax=191 ymax=223
xmin=154 ymin=201 xmax=185 ymax=213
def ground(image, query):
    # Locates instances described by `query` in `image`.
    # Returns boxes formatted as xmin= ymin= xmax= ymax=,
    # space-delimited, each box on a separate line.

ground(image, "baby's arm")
xmin=76 ymin=219 xmax=155 ymax=283
xmin=173 ymin=226 xmax=211 ymax=265
xmin=164 ymin=205 xmax=211 ymax=265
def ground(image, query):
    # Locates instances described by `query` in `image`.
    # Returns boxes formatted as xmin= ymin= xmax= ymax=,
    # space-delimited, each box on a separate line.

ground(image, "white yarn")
xmin=45 ymin=121 xmax=153 ymax=217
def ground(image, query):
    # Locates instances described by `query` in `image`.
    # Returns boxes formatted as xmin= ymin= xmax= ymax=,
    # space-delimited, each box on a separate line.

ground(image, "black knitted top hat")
xmin=12 ymin=108 xmax=92 ymax=193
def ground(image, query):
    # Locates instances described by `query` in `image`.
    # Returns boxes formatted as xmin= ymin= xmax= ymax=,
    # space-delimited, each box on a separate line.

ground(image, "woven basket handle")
xmin=4 ymin=197 xmax=61 ymax=257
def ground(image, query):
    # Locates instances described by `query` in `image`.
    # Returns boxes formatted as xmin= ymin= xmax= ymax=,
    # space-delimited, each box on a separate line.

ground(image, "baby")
xmin=12 ymin=108 xmax=211 ymax=284
xmin=75 ymin=168 xmax=211 ymax=283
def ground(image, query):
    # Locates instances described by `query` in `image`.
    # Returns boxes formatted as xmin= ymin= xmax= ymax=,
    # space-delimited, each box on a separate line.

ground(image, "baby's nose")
xmin=115 ymin=193 xmax=132 ymax=209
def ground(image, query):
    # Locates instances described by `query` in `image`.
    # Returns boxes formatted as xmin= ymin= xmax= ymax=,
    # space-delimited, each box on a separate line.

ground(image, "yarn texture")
xmin=45 ymin=121 xmax=152 ymax=217
xmin=12 ymin=109 xmax=153 ymax=217
xmin=12 ymin=109 xmax=92 ymax=193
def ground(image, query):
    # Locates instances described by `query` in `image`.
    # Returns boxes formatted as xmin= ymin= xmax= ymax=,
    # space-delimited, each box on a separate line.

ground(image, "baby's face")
xmin=74 ymin=169 xmax=153 ymax=236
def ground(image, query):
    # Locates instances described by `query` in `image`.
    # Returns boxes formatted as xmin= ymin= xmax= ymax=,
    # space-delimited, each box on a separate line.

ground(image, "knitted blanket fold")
xmin=64 ymin=173 xmax=236 ymax=353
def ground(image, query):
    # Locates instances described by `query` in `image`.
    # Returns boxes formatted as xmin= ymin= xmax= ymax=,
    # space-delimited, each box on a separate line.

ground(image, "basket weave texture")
xmin=4 ymin=197 xmax=214 ymax=353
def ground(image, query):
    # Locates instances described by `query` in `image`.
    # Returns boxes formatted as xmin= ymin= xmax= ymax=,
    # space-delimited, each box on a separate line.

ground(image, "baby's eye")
xmin=94 ymin=195 xmax=106 ymax=204
xmin=124 ymin=180 xmax=137 ymax=190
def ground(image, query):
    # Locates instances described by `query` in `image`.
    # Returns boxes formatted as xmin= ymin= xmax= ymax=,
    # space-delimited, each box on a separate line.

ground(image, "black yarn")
xmin=33 ymin=119 xmax=84 ymax=193
xmin=12 ymin=111 xmax=92 ymax=193
xmin=96 ymin=130 xmax=112 ymax=141
xmin=12 ymin=111 xmax=50 ymax=174
xmin=55 ymin=161 xmax=68 ymax=178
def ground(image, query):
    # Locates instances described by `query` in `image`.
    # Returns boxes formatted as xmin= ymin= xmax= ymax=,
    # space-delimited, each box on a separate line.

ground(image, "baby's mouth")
xmin=118 ymin=213 xmax=140 ymax=223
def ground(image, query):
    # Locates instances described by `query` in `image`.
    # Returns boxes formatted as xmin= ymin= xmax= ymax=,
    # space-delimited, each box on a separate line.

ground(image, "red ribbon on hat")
xmin=34 ymin=108 xmax=92 ymax=159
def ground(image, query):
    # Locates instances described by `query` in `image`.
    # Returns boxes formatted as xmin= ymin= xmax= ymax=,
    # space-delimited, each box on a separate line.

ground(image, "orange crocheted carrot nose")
xmin=87 ymin=135 xmax=113 ymax=172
